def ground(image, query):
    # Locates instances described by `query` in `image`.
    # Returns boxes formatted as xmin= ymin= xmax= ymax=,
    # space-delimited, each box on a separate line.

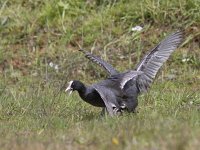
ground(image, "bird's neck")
xmin=76 ymin=81 xmax=87 ymax=95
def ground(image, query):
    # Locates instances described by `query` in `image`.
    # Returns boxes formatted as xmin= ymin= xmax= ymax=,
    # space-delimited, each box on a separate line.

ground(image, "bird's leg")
xmin=100 ymin=107 xmax=107 ymax=116
xmin=113 ymin=107 xmax=122 ymax=116
xmin=100 ymin=107 xmax=123 ymax=116
xmin=100 ymin=107 xmax=121 ymax=116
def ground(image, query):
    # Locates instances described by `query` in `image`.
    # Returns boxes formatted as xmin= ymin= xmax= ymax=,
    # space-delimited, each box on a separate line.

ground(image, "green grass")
xmin=0 ymin=76 xmax=200 ymax=149
xmin=0 ymin=0 xmax=200 ymax=149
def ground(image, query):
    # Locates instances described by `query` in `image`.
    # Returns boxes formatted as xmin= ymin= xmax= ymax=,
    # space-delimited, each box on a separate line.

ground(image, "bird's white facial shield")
xmin=65 ymin=81 xmax=73 ymax=95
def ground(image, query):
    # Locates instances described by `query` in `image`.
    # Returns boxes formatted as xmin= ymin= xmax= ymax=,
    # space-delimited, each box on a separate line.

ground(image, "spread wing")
xmin=121 ymin=31 xmax=183 ymax=92
xmin=79 ymin=49 xmax=118 ymax=75
xmin=136 ymin=31 xmax=183 ymax=92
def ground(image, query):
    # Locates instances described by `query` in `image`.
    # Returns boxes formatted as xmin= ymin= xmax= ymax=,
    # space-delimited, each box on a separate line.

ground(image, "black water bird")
xmin=66 ymin=31 xmax=183 ymax=116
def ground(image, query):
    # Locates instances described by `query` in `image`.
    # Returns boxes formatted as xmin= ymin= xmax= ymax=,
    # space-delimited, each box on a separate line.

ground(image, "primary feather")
xmin=135 ymin=31 xmax=183 ymax=92
xmin=79 ymin=49 xmax=118 ymax=75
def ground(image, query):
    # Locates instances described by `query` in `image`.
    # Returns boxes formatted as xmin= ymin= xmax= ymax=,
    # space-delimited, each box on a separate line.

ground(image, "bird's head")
xmin=65 ymin=80 xmax=84 ymax=95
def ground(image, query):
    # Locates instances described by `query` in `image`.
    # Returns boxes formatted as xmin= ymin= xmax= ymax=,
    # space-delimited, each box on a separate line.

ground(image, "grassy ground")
xmin=0 ymin=0 xmax=200 ymax=149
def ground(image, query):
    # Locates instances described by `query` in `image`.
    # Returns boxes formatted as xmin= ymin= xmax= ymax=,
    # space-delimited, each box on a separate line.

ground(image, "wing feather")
xmin=79 ymin=49 xmax=118 ymax=75
xmin=136 ymin=31 xmax=183 ymax=92
xmin=92 ymin=85 xmax=119 ymax=116
xmin=119 ymin=31 xmax=183 ymax=92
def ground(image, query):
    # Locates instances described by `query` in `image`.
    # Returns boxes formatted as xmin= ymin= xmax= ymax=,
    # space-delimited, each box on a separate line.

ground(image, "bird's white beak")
xmin=65 ymin=81 xmax=73 ymax=95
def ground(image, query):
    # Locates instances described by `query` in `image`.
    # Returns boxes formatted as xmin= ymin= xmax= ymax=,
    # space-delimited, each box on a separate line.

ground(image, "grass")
xmin=0 ymin=0 xmax=200 ymax=149
xmin=0 ymin=77 xmax=200 ymax=149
